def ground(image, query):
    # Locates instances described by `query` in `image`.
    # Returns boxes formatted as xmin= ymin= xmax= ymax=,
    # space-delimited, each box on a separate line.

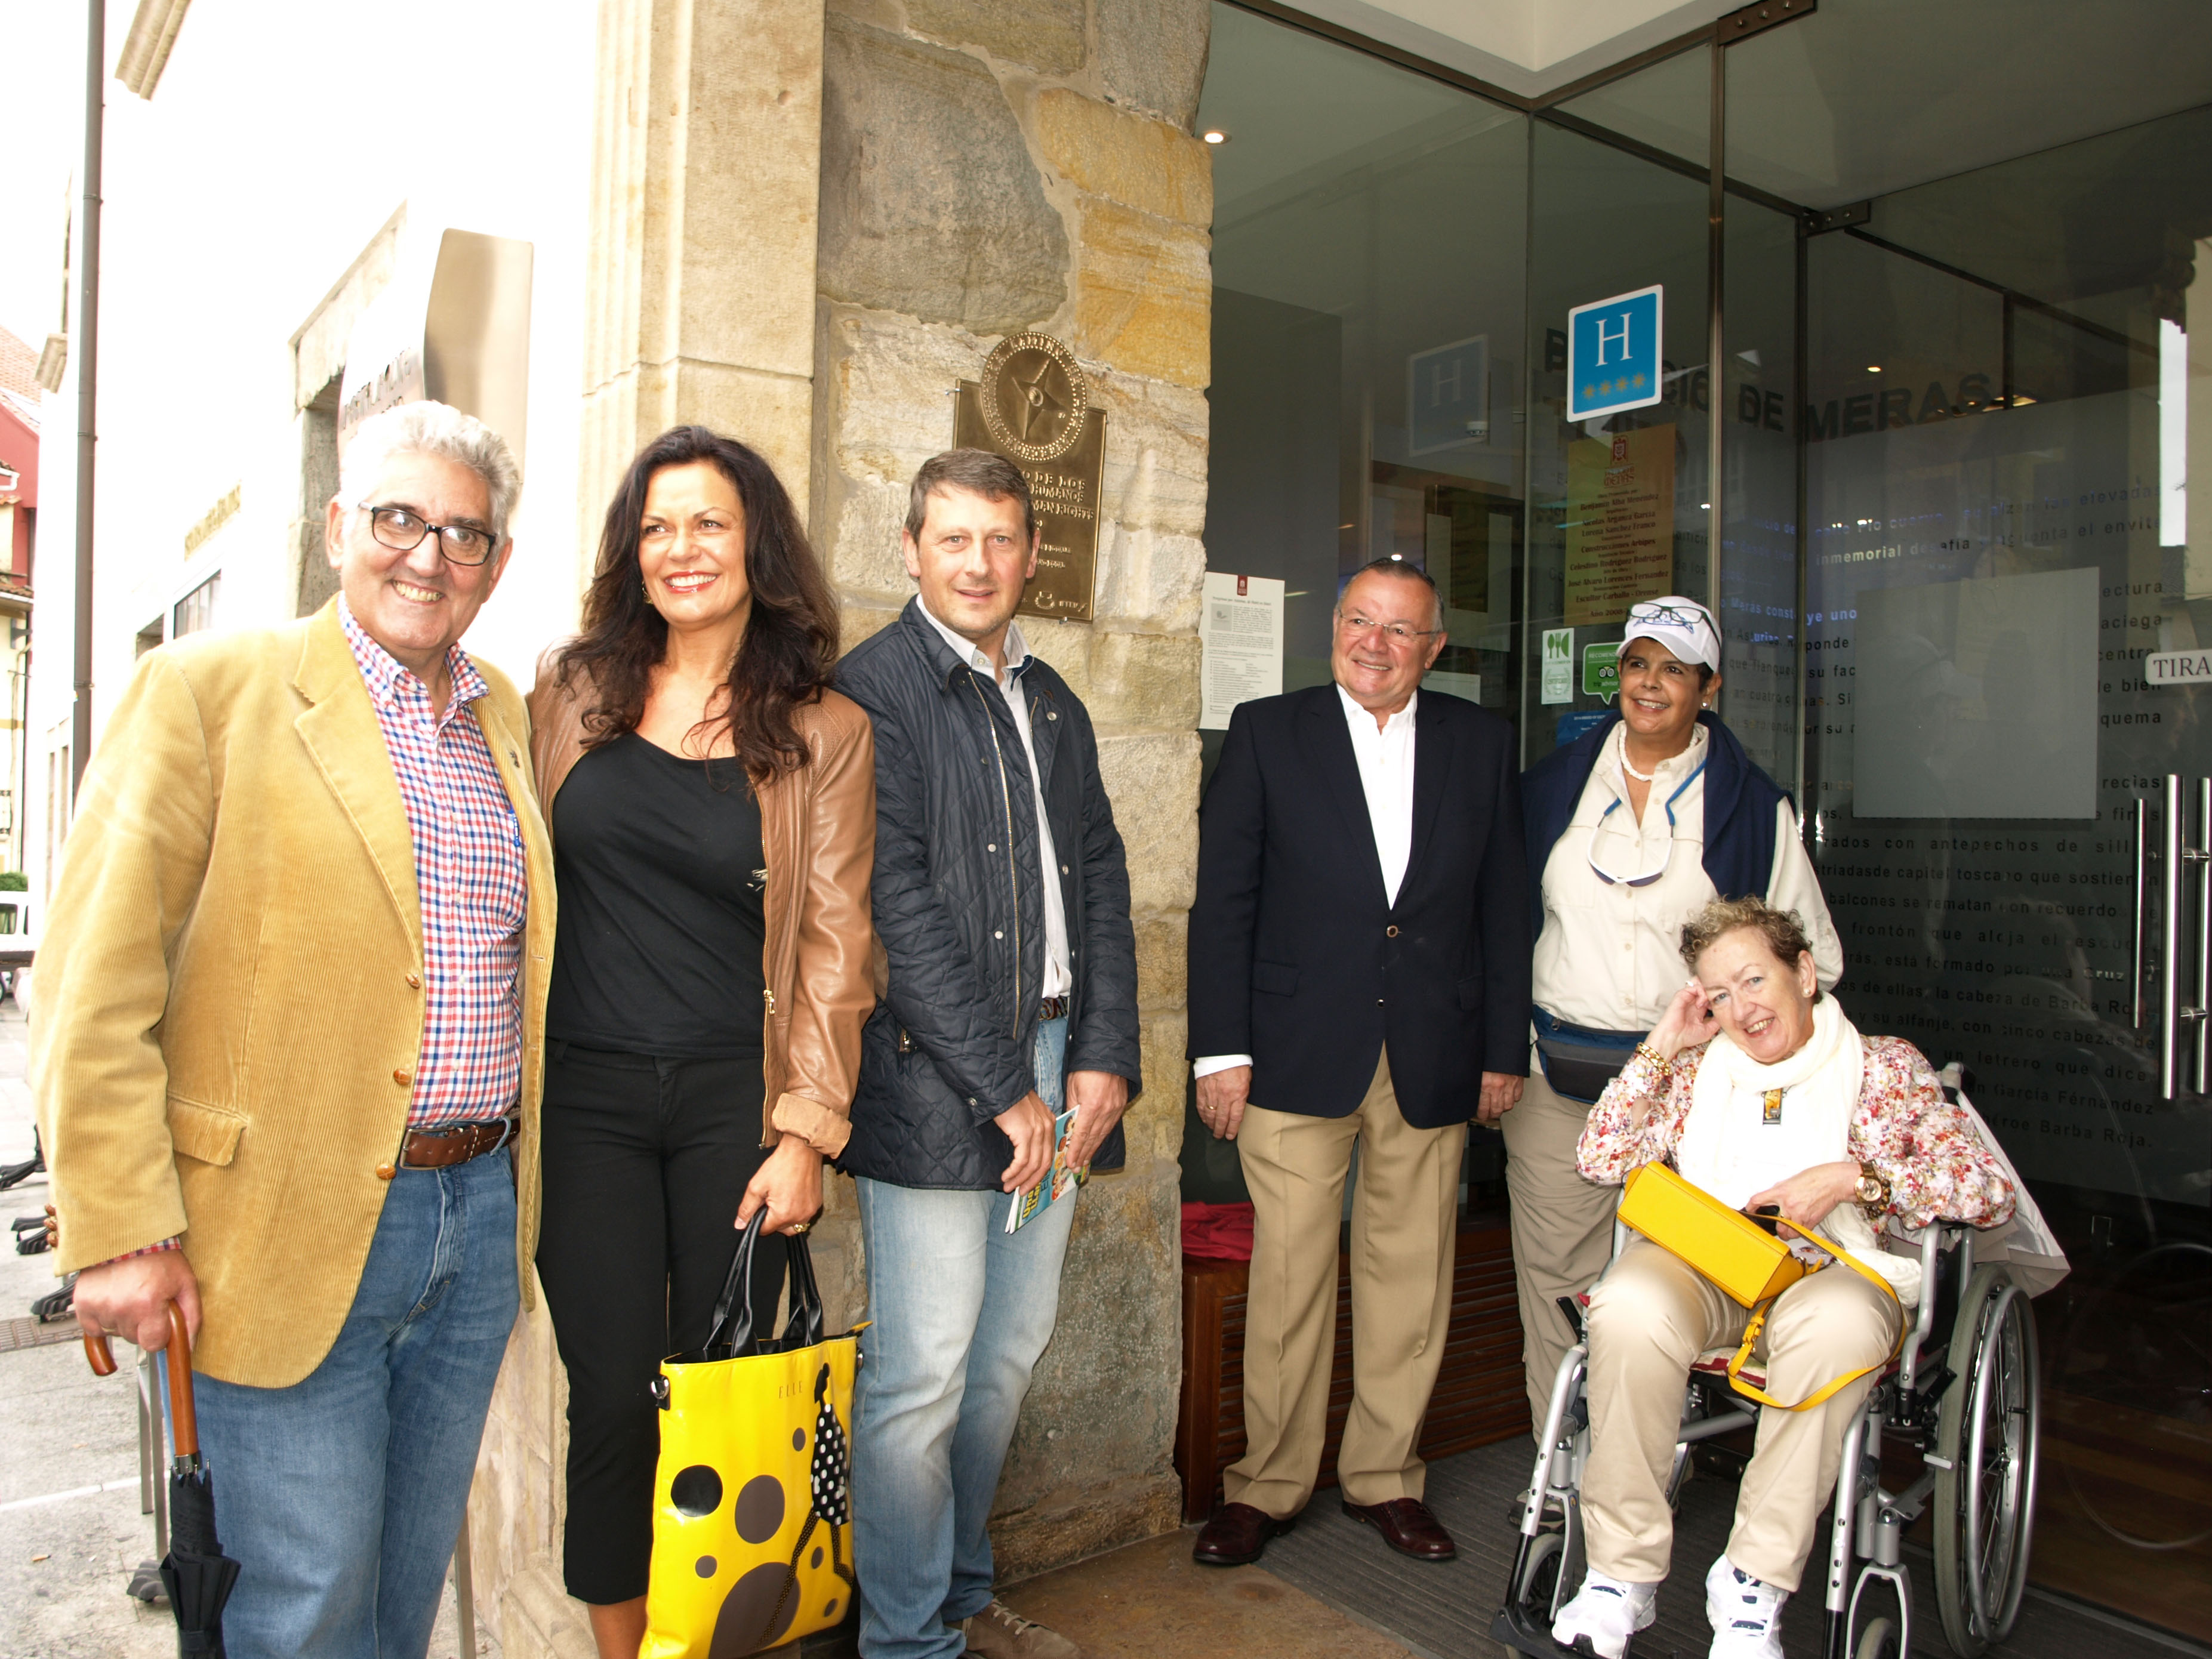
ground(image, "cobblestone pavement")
xmin=0 ymin=995 xmax=493 ymax=1658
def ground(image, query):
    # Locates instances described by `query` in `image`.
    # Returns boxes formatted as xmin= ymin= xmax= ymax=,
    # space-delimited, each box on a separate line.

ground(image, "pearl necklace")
xmin=1619 ymin=725 xmax=1657 ymax=783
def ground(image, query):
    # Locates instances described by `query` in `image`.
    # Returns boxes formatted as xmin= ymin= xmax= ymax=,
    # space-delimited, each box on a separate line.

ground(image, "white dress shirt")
xmin=919 ymin=601 xmax=1073 ymax=998
xmin=1194 ymin=684 xmax=1419 ymax=1079
xmin=1530 ymin=721 xmax=1843 ymax=1031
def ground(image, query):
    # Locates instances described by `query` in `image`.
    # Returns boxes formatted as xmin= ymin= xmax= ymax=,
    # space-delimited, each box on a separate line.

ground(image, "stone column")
xmin=469 ymin=3 xmax=828 ymax=1652
xmin=812 ymin=0 xmax=1213 ymax=1577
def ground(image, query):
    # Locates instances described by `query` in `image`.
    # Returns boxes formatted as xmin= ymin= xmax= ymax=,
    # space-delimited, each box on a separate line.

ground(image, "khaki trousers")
xmin=1224 ymin=1049 xmax=1467 ymax=1517
xmin=1582 ymin=1239 xmax=1902 ymax=1591
xmin=1501 ymin=1045 xmax=1622 ymax=1432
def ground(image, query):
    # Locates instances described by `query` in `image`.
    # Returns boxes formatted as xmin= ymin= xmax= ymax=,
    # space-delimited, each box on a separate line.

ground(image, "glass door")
xmin=1523 ymin=50 xmax=1721 ymax=758
xmin=1772 ymin=97 xmax=2212 ymax=1643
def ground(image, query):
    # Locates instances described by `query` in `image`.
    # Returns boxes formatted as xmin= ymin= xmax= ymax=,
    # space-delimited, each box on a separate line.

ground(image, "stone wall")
xmin=810 ymin=0 xmax=1212 ymax=1579
xmin=468 ymin=0 xmax=1211 ymax=1645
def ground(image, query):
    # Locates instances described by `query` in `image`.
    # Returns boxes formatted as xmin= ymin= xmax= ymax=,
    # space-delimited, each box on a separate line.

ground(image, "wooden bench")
xmin=1174 ymin=1223 xmax=1530 ymax=1522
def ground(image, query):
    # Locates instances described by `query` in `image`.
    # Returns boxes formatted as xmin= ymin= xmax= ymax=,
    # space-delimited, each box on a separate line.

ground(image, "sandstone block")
xmin=820 ymin=17 xmax=1068 ymax=334
xmin=1128 ymin=1010 xmax=1193 ymax=1165
xmin=1093 ymin=368 xmax=1210 ymax=537
xmin=1035 ymin=90 xmax=1212 ymax=227
xmin=1095 ymin=0 xmax=1211 ymax=127
xmin=905 ymin=0 xmax=1085 ymax=72
xmin=1073 ymin=199 xmax=1211 ymax=388
xmin=996 ymin=1165 xmax=1181 ymax=1514
xmin=1093 ymin=525 xmax=1205 ymax=634
xmin=822 ymin=306 xmax=981 ymax=482
xmin=1097 ymin=730 xmax=1200 ymax=915
xmin=1080 ymin=628 xmax=1200 ymax=729
xmin=1132 ymin=911 xmax=1188 ymax=1013
xmin=839 ymin=602 xmax=904 ymax=655
xmin=828 ymin=475 xmax=915 ymax=599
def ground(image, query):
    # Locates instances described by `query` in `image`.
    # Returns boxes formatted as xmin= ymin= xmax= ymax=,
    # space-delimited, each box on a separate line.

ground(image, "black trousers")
xmin=535 ymin=1043 xmax=788 ymax=1605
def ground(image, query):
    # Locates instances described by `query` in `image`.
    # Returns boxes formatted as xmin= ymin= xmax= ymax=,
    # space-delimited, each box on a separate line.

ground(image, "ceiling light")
xmin=1389 ymin=553 xmax=1403 ymax=560
xmin=1202 ymin=129 xmax=1229 ymax=144
xmin=1866 ymin=364 xmax=1882 ymax=373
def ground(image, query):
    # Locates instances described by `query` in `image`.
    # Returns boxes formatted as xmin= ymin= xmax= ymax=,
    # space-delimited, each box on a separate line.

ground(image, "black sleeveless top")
xmin=546 ymin=732 xmax=769 ymax=1059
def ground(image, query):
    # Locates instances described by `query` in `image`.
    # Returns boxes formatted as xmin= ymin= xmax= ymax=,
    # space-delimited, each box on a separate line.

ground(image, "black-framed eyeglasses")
xmin=1628 ymin=600 xmax=1714 ymax=630
xmin=358 ymin=504 xmax=501 ymax=566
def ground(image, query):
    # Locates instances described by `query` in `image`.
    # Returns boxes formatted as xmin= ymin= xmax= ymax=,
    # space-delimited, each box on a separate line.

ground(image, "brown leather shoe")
xmin=1193 ymin=1501 xmax=1296 ymax=1566
xmin=1341 ymin=1497 xmax=1456 ymax=1561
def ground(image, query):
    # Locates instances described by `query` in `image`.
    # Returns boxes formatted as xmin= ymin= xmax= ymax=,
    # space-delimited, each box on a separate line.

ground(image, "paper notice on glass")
xmin=1200 ymin=572 xmax=1284 ymax=730
xmin=1564 ymin=423 xmax=1675 ymax=625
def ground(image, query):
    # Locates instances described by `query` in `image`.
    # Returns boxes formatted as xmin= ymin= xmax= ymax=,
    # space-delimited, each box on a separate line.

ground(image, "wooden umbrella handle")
xmin=79 ymin=1305 xmax=195 ymax=1464
xmin=164 ymin=1303 xmax=198 ymax=1459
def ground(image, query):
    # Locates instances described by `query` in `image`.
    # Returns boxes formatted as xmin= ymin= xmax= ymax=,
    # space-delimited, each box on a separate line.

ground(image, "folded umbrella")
xmin=88 ymin=1303 xmax=241 ymax=1656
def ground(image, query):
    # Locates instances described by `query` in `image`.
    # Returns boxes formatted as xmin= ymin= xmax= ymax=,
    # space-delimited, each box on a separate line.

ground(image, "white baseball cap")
xmin=1616 ymin=595 xmax=1721 ymax=673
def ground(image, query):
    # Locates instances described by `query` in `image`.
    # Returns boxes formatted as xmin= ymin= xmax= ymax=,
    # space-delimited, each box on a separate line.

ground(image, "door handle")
xmin=2156 ymin=775 xmax=2211 ymax=1102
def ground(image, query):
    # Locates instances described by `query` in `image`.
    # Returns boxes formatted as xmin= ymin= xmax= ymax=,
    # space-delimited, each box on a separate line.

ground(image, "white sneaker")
xmin=1551 ymin=1568 xmax=1658 ymax=1658
xmin=1705 ymin=1555 xmax=1787 ymax=1658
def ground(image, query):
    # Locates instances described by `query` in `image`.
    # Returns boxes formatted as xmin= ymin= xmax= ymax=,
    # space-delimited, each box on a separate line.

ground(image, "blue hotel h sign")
xmin=1566 ymin=285 xmax=1663 ymax=422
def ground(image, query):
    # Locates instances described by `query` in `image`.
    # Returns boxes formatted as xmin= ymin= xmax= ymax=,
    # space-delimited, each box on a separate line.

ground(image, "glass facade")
xmin=1197 ymin=0 xmax=2212 ymax=1635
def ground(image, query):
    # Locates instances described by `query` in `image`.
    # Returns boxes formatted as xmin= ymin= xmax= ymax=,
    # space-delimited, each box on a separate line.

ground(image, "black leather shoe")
xmin=1341 ymin=1496 xmax=1456 ymax=1561
xmin=1193 ymin=1501 xmax=1296 ymax=1566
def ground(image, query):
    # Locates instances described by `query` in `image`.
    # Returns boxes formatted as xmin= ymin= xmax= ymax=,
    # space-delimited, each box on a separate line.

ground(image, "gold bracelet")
xmin=1633 ymin=1041 xmax=1672 ymax=1078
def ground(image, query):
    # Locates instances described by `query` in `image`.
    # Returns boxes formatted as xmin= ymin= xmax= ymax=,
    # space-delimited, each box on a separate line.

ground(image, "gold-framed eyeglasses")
xmin=1336 ymin=612 xmax=1441 ymax=645
xmin=358 ymin=504 xmax=501 ymax=566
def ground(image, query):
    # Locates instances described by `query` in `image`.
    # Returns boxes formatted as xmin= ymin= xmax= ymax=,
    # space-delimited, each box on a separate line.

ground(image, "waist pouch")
xmin=1617 ymin=1161 xmax=1902 ymax=1412
xmin=1531 ymin=1006 xmax=1644 ymax=1106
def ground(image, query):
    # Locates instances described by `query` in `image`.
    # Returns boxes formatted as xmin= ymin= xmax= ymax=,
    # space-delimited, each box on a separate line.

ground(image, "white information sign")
xmin=1200 ymin=571 xmax=1284 ymax=730
xmin=1541 ymin=627 xmax=1575 ymax=704
xmin=2146 ymin=649 xmax=2212 ymax=687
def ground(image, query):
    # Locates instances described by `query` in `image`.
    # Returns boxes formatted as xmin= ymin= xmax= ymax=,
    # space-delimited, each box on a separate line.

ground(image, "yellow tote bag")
xmin=642 ymin=1215 xmax=864 ymax=1658
xmin=1616 ymin=1161 xmax=1901 ymax=1412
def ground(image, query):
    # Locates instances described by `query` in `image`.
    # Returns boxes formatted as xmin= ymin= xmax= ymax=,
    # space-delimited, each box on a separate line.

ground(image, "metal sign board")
xmin=953 ymin=331 xmax=1105 ymax=623
xmin=1566 ymin=284 xmax=1663 ymax=423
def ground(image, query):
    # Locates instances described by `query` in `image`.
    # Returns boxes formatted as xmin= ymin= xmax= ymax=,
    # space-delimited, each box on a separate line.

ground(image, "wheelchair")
xmin=1492 ymin=1191 xmax=2042 ymax=1658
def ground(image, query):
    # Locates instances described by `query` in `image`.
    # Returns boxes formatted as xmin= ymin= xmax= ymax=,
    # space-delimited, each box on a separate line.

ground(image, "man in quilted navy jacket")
xmin=836 ymin=448 xmax=1141 ymax=1659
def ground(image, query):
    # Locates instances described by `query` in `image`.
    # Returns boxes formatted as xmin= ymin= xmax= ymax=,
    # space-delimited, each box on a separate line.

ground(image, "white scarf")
xmin=1680 ymin=996 xmax=1920 ymax=1303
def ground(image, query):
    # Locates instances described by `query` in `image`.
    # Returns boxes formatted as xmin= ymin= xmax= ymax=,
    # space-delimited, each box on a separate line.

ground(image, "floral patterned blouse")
xmin=1576 ymin=1036 xmax=2017 ymax=1231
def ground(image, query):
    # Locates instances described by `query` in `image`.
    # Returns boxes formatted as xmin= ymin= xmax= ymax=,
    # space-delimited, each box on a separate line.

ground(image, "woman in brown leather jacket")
xmin=526 ymin=425 xmax=875 ymax=1657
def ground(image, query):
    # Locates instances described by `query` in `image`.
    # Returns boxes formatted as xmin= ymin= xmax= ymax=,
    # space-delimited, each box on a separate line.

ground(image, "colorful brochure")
xmin=1005 ymin=1108 xmax=1086 ymax=1233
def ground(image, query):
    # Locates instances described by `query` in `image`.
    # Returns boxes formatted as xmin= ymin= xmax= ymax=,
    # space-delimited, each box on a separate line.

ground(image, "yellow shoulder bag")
xmin=1617 ymin=1161 xmax=1902 ymax=1412
xmin=642 ymin=1213 xmax=865 ymax=1658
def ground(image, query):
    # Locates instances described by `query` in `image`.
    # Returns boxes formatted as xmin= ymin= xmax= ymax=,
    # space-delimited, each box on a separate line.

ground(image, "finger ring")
xmin=787 ymin=1221 xmax=812 ymax=1236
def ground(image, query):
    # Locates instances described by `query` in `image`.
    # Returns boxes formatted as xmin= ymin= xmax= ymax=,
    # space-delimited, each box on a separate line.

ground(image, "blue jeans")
xmin=852 ymin=1016 xmax=1074 ymax=1659
xmin=189 ymin=1148 xmax=519 ymax=1659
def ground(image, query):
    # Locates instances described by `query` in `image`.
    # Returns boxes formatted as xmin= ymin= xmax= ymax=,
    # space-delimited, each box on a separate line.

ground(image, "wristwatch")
xmin=1854 ymin=1162 xmax=1893 ymax=1219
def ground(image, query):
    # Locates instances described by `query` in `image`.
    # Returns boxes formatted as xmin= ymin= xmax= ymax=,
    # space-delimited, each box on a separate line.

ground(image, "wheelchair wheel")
xmin=1931 ymin=1265 xmax=2040 ymax=1655
xmin=1854 ymin=1616 xmax=1901 ymax=1659
xmin=1511 ymin=1528 xmax=1565 ymax=1622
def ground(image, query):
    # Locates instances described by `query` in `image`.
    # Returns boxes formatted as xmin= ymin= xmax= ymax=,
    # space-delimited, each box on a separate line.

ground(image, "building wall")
xmin=812 ymin=0 xmax=1211 ymax=1576
xmin=471 ymin=0 xmax=1212 ymax=1647
xmin=24 ymin=0 xmax=596 ymax=917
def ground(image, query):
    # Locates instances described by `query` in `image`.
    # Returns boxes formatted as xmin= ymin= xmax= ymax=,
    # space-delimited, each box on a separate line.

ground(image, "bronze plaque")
xmin=952 ymin=331 xmax=1106 ymax=624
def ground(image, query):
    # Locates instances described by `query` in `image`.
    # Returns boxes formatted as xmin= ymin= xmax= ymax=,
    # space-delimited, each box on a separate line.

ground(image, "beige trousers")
xmin=1224 ymin=1049 xmax=1467 ymax=1517
xmin=1582 ymin=1239 xmax=1902 ymax=1591
xmin=1501 ymin=1045 xmax=1622 ymax=1432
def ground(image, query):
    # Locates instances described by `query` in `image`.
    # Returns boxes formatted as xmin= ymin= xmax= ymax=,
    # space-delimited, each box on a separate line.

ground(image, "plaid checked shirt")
xmin=340 ymin=599 xmax=528 ymax=1130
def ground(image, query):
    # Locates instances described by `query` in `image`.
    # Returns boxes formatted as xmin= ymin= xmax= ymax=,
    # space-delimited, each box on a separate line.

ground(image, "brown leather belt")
xmin=1039 ymin=997 xmax=1068 ymax=1022
xmin=397 ymin=1115 xmax=518 ymax=1171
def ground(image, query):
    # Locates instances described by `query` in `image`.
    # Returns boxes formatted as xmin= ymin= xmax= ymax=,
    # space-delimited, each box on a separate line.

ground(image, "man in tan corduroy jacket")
xmin=33 ymin=402 xmax=554 ymax=1659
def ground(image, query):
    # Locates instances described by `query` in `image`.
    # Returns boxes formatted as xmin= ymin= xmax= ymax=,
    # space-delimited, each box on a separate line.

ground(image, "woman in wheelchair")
xmin=1550 ymin=896 xmax=2016 ymax=1659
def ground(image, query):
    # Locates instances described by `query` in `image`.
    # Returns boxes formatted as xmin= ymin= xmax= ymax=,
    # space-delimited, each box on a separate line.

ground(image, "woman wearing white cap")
xmin=1508 ymin=595 xmax=1843 ymax=1432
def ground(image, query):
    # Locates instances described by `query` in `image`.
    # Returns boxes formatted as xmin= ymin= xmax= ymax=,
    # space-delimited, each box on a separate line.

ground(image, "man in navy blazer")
xmin=1186 ymin=557 xmax=1530 ymax=1568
